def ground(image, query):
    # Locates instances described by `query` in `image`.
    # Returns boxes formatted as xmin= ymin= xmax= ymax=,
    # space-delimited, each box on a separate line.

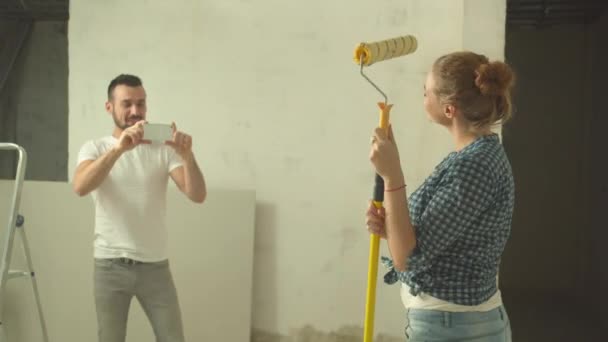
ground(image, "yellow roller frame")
xmin=355 ymin=42 xmax=393 ymax=342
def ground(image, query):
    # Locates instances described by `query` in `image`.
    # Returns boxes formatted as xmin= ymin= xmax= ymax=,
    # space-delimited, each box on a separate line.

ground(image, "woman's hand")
xmin=366 ymin=200 xmax=387 ymax=239
xmin=369 ymin=124 xmax=404 ymax=185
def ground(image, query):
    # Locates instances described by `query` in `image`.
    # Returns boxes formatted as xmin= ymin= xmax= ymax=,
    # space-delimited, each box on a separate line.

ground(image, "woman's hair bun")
xmin=475 ymin=61 xmax=515 ymax=97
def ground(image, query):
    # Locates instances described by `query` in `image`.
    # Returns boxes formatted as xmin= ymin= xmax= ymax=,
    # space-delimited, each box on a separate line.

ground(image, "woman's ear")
xmin=444 ymin=104 xmax=456 ymax=119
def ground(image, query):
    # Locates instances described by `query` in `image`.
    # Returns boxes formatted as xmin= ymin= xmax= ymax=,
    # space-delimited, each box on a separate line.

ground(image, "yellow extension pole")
xmin=363 ymin=102 xmax=392 ymax=342
xmin=354 ymin=34 xmax=416 ymax=342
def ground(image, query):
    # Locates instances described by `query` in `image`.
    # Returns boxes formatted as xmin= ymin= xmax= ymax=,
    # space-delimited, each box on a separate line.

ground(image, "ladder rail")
xmin=0 ymin=143 xmax=27 ymax=295
xmin=0 ymin=143 xmax=49 ymax=342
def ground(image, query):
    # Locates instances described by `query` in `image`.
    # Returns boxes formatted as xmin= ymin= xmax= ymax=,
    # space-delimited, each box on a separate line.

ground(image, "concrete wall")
xmin=487 ymin=11 xmax=608 ymax=340
xmin=0 ymin=20 xmax=24 ymax=179
xmin=588 ymin=11 xmax=608 ymax=325
xmin=0 ymin=21 xmax=68 ymax=181
xmin=66 ymin=0 xmax=506 ymax=340
xmin=503 ymin=6 xmax=608 ymax=329
xmin=501 ymin=24 xmax=590 ymax=293
xmin=501 ymin=11 xmax=608 ymax=306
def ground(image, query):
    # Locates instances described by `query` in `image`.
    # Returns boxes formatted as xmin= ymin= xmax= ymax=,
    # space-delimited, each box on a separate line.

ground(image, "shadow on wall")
xmin=252 ymin=201 xmax=278 ymax=334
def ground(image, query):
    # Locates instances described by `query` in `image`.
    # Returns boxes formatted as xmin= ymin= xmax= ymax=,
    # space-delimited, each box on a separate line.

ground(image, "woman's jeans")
xmin=405 ymin=305 xmax=511 ymax=341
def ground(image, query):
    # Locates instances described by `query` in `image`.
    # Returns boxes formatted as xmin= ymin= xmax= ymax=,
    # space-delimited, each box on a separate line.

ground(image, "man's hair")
xmin=107 ymin=74 xmax=143 ymax=100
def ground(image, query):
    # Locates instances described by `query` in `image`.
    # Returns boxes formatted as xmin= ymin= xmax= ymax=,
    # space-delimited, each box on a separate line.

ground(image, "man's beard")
xmin=112 ymin=112 xmax=143 ymax=129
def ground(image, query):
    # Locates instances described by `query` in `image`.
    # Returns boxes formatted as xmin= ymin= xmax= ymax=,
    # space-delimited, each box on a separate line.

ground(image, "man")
xmin=73 ymin=74 xmax=206 ymax=342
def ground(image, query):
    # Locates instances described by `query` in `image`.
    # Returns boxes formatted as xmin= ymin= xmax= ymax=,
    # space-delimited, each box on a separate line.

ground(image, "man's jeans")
xmin=94 ymin=258 xmax=185 ymax=342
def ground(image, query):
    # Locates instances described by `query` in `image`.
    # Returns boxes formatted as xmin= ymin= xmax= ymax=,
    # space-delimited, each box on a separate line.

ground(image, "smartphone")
xmin=143 ymin=123 xmax=173 ymax=142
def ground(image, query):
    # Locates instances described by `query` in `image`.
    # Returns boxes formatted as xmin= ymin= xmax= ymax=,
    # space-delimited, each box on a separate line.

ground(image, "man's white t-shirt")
xmin=77 ymin=136 xmax=183 ymax=262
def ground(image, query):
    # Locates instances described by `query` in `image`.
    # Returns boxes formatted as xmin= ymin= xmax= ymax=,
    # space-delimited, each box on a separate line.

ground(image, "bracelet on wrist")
xmin=385 ymin=184 xmax=406 ymax=192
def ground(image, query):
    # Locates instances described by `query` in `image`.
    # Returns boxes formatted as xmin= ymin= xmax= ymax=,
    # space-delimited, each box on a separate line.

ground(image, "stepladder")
xmin=0 ymin=143 xmax=49 ymax=342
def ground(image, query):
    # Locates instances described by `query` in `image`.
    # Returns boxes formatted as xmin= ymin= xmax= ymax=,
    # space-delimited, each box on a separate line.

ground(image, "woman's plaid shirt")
xmin=382 ymin=134 xmax=515 ymax=306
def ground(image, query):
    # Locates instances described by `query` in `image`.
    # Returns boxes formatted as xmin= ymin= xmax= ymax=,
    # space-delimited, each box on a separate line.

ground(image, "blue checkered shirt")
xmin=382 ymin=134 xmax=514 ymax=306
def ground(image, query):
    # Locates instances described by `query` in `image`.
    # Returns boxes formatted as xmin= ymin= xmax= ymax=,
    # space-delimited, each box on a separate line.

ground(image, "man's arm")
xmin=73 ymin=120 xmax=146 ymax=196
xmin=73 ymin=147 xmax=123 ymax=196
xmin=170 ymin=151 xmax=206 ymax=203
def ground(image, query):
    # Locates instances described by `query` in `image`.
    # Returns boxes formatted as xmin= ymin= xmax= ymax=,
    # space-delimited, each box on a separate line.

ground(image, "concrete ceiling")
xmin=0 ymin=0 xmax=68 ymax=21
xmin=507 ymin=0 xmax=608 ymax=28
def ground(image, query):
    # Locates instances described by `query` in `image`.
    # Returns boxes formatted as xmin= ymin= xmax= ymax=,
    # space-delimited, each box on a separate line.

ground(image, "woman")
xmin=366 ymin=51 xmax=515 ymax=341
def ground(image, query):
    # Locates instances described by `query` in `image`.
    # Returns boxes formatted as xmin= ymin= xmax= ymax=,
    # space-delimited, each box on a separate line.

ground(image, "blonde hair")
xmin=432 ymin=51 xmax=516 ymax=128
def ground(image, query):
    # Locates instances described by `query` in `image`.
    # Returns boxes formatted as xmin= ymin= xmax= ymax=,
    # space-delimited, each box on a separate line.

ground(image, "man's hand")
xmin=166 ymin=122 xmax=206 ymax=203
xmin=166 ymin=122 xmax=193 ymax=160
xmin=116 ymin=120 xmax=150 ymax=152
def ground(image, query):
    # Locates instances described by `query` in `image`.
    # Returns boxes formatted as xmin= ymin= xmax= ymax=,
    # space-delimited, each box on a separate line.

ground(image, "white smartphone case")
xmin=143 ymin=123 xmax=173 ymax=142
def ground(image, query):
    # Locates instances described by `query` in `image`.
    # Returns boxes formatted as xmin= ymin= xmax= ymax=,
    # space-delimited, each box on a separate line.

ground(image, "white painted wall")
xmin=67 ymin=0 xmax=506 ymax=338
xmin=0 ymin=181 xmax=255 ymax=341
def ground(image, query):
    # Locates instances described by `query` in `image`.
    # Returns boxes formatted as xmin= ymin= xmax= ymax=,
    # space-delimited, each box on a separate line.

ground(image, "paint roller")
xmin=353 ymin=35 xmax=417 ymax=342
